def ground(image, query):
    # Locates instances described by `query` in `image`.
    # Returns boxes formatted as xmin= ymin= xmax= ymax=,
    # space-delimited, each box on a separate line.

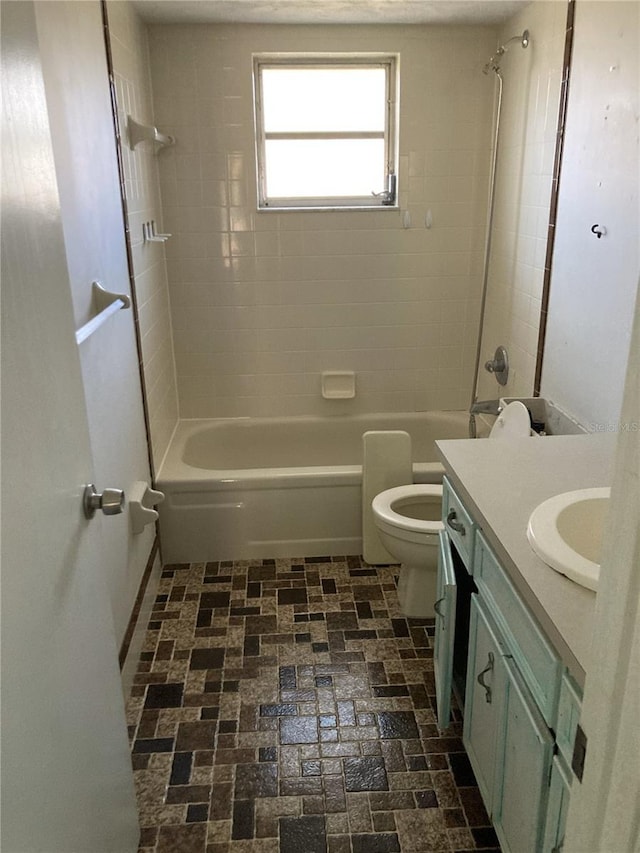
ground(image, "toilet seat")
xmin=489 ymin=400 xmax=531 ymax=439
xmin=372 ymin=484 xmax=444 ymax=538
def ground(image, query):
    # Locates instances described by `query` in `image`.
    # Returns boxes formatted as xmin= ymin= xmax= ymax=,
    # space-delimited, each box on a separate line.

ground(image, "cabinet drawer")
xmin=442 ymin=477 xmax=475 ymax=571
xmin=474 ymin=531 xmax=561 ymax=727
xmin=556 ymin=671 xmax=582 ymax=767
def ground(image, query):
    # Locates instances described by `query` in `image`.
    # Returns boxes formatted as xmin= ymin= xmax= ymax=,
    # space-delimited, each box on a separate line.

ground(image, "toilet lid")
xmin=489 ymin=401 xmax=531 ymax=439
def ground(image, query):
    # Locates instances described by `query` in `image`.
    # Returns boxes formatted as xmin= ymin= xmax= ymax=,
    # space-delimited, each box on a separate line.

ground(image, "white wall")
xmin=147 ymin=23 xmax=498 ymax=418
xmin=107 ymin=1 xmax=179 ymax=470
xmin=477 ymin=0 xmax=568 ymax=401
xmin=541 ymin=0 xmax=639 ymax=429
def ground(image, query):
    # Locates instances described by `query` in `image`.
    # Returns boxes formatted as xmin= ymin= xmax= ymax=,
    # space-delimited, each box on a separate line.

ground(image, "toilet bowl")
xmin=372 ymin=484 xmax=443 ymax=618
xmin=371 ymin=401 xmax=531 ymax=618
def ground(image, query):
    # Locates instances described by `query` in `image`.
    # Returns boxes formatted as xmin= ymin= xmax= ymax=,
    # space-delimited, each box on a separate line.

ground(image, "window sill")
xmin=257 ymin=205 xmax=399 ymax=213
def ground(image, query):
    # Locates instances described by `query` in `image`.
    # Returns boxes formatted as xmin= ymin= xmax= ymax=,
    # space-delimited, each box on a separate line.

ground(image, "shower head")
xmin=482 ymin=29 xmax=530 ymax=75
xmin=504 ymin=29 xmax=529 ymax=51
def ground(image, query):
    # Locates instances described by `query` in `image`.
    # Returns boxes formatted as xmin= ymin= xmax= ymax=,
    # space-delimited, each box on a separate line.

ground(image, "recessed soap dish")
xmin=322 ymin=371 xmax=356 ymax=399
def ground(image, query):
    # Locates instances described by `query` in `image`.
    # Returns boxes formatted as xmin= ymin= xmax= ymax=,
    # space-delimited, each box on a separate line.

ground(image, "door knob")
xmin=83 ymin=484 xmax=125 ymax=519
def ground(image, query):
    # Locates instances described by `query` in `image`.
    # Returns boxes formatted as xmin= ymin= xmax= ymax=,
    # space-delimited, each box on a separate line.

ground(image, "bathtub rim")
xmin=157 ymin=411 xmax=469 ymax=487
xmin=157 ymin=461 xmax=446 ymax=493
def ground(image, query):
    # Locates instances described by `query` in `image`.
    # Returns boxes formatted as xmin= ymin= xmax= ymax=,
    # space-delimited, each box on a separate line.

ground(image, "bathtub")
xmin=157 ymin=411 xmax=471 ymax=563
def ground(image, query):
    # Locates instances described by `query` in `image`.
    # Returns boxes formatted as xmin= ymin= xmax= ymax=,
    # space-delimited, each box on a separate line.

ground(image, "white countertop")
xmin=436 ymin=433 xmax=617 ymax=687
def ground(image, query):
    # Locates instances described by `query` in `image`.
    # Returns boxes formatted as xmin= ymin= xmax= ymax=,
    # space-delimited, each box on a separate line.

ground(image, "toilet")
xmin=371 ymin=401 xmax=531 ymax=618
xmin=372 ymin=484 xmax=444 ymax=618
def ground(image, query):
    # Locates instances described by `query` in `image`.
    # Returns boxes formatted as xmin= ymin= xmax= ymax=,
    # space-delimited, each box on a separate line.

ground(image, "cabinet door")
xmin=495 ymin=657 xmax=555 ymax=853
xmin=542 ymin=755 xmax=572 ymax=853
xmin=434 ymin=530 xmax=457 ymax=729
xmin=463 ymin=595 xmax=507 ymax=814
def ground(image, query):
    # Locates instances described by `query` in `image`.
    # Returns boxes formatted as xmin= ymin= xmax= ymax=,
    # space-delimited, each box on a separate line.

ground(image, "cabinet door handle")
xmin=477 ymin=652 xmax=494 ymax=703
xmin=447 ymin=509 xmax=465 ymax=535
xmin=434 ymin=596 xmax=445 ymax=619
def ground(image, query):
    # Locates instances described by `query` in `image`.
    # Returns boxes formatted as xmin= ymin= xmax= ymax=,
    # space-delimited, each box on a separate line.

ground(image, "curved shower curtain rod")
xmin=469 ymin=29 xmax=530 ymax=437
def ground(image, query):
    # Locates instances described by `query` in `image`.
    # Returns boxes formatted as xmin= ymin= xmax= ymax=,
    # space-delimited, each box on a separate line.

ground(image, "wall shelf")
xmin=127 ymin=115 xmax=175 ymax=151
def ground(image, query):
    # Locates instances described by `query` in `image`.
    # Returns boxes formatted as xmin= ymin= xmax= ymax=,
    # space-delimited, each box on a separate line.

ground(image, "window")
xmin=253 ymin=55 xmax=398 ymax=210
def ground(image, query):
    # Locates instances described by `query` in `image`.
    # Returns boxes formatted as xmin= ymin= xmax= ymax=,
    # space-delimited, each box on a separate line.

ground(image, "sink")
xmin=527 ymin=487 xmax=611 ymax=591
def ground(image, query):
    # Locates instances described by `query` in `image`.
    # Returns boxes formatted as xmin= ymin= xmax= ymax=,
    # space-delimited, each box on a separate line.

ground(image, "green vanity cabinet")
xmin=442 ymin=478 xmax=475 ymax=570
xmin=464 ymin=594 xmax=554 ymax=852
xmin=434 ymin=530 xmax=458 ymax=731
xmin=541 ymin=671 xmax=582 ymax=852
xmin=463 ymin=595 xmax=507 ymax=814
xmin=436 ymin=477 xmax=583 ymax=853
xmin=542 ymin=754 xmax=572 ymax=853
xmin=492 ymin=655 xmax=555 ymax=852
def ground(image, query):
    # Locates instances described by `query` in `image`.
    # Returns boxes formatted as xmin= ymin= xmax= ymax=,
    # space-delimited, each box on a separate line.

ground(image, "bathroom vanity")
xmin=434 ymin=434 xmax=615 ymax=853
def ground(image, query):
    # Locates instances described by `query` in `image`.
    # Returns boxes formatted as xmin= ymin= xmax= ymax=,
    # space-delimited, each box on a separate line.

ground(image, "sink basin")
xmin=527 ymin=487 xmax=611 ymax=591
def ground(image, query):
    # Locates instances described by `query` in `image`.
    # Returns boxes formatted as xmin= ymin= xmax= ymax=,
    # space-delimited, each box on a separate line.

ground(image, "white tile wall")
xmin=147 ymin=23 xmax=498 ymax=418
xmin=476 ymin=0 xmax=568 ymax=401
xmin=107 ymin=1 xmax=179 ymax=469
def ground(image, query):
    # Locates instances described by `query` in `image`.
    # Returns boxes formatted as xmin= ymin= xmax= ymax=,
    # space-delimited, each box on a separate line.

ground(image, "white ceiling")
xmin=132 ymin=0 xmax=530 ymax=26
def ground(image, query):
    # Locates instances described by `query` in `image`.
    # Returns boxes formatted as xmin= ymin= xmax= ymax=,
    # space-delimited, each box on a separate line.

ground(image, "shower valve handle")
xmin=484 ymin=345 xmax=509 ymax=386
xmin=485 ymin=354 xmax=505 ymax=373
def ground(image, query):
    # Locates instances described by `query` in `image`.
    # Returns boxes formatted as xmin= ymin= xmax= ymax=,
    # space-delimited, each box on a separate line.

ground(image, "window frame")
xmin=253 ymin=53 xmax=399 ymax=211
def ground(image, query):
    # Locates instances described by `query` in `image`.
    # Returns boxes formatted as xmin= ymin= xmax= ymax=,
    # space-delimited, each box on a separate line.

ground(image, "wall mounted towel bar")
xmin=75 ymin=281 xmax=131 ymax=345
xmin=127 ymin=115 xmax=175 ymax=150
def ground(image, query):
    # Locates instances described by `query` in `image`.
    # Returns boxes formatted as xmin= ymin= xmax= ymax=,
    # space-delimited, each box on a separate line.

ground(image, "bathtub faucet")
xmin=470 ymin=399 xmax=503 ymax=416
xmin=469 ymin=399 xmax=502 ymax=438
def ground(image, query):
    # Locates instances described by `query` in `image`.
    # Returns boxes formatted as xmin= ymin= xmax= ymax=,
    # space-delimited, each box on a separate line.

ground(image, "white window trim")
xmin=253 ymin=53 xmax=399 ymax=211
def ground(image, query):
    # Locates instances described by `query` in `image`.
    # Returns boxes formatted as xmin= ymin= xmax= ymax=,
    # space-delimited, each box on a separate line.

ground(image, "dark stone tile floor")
xmin=127 ymin=557 xmax=500 ymax=853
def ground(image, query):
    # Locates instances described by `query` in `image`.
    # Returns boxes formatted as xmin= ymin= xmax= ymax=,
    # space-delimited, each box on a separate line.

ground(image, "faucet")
xmin=469 ymin=399 xmax=503 ymax=438
xmin=470 ymin=399 xmax=503 ymax=416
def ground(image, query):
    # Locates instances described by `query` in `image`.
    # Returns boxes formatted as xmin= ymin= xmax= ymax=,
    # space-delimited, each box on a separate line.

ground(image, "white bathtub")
xmin=157 ymin=411 xmax=471 ymax=563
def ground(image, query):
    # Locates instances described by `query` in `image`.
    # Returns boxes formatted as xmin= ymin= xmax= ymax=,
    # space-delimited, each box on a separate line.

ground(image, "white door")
xmin=35 ymin=0 xmax=156 ymax=646
xmin=1 ymin=4 xmax=139 ymax=851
